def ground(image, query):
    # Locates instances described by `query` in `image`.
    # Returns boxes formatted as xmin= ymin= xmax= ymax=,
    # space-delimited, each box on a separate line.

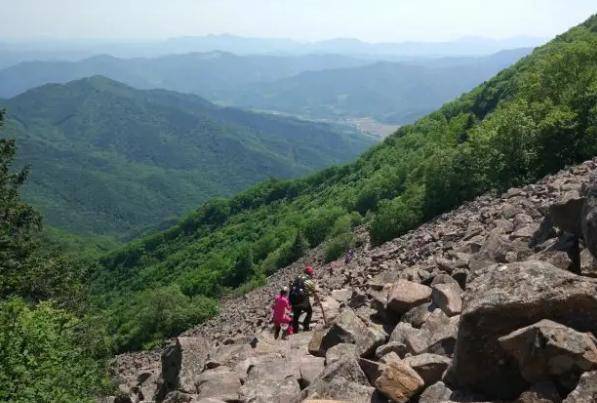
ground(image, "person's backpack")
xmin=289 ymin=276 xmax=309 ymax=306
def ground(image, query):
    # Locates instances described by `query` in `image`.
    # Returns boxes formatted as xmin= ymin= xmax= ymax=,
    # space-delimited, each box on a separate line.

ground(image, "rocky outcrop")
xmin=107 ymin=159 xmax=597 ymax=403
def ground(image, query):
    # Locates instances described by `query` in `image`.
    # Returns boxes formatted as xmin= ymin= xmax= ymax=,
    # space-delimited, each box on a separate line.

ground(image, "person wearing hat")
xmin=289 ymin=266 xmax=324 ymax=333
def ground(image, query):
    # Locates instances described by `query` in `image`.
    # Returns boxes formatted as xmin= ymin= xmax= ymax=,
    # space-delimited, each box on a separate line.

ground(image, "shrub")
xmin=0 ymin=298 xmax=108 ymax=402
xmin=324 ymin=233 xmax=354 ymax=263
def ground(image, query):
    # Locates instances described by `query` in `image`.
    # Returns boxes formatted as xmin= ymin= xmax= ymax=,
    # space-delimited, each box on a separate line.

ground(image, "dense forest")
xmin=1 ymin=14 xmax=595 ymax=402
xmin=0 ymin=76 xmax=373 ymax=242
xmin=94 ymin=15 xmax=597 ymax=352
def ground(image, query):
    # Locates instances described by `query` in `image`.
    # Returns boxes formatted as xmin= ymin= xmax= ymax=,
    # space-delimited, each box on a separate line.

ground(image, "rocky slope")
xmin=105 ymin=159 xmax=597 ymax=403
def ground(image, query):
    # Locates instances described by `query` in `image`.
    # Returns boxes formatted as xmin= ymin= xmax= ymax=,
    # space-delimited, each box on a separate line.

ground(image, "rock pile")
xmin=105 ymin=159 xmax=597 ymax=403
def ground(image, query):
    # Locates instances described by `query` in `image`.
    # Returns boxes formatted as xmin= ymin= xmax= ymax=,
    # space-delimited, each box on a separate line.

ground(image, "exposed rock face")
xmin=498 ymin=319 xmax=597 ymax=387
xmin=108 ymin=159 xmax=597 ymax=403
xmin=446 ymin=260 xmax=597 ymax=399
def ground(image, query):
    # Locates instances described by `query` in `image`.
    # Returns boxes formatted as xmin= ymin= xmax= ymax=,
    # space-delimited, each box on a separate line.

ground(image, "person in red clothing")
xmin=272 ymin=286 xmax=293 ymax=339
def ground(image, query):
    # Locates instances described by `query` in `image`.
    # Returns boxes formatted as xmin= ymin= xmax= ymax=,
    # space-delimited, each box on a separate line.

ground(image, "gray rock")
xmin=321 ymin=309 xmax=387 ymax=357
xmin=564 ymin=370 xmax=597 ymax=402
xmin=403 ymin=353 xmax=451 ymax=386
xmin=299 ymin=356 xmax=325 ymax=387
xmin=326 ymin=343 xmax=359 ymax=366
xmin=549 ymin=190 xmax=585 ymax=234
xmin=375 ymin=341 xmax=408 ymax=360
xmin=446 ymin=261 xmax=597 ymax=400
xmin=386 ymin=280 xmax=432 ymax=314
xmin=301 ymin=355 xmax=377 ymax=403
xmin=401 ymin=302 xmax=433 ymax=328
xmin=390 ymin=322 xmax=431 ymax=356
xmin=195 ymin=367 xmax=241 ymax=401
xmin=432 ymin=282 xmax=463 ymax=316
xmin=516 ymin=381 xmax=562 ymax=403
xmin=582 ymin=176 xmax=597 ymax=259
xmin=499 ymin=319 xmax=597 ymax=386
xmin=418 ymin=381 xmax=454 ymax=403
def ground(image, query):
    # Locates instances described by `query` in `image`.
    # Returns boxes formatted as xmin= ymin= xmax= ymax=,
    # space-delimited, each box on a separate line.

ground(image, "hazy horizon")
xmin=0 ymin=0 xmax=594 ymax=43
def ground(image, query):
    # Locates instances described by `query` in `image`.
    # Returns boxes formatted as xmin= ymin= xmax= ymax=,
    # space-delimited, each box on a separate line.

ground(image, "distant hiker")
xmin=289 ymin=266 xmax=325 ymax=333
xmin=345 ymin=248 xmax=355 ymax=264
xmin=272 ymin=286 xmax=293 ymax=339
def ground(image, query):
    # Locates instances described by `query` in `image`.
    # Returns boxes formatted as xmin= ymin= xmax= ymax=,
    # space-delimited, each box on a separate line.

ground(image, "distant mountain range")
xmin=227 ymin=48 xmax=533 ymax=124
xmin=0 ymin=76 xmax=374 ymax=237
xmin=0 ymin=47 xmax=532 ymax=124
xmin=0 ymin=34 xmax=547 ymax=66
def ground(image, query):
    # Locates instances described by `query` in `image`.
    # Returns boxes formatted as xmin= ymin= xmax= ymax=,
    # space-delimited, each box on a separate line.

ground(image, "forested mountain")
xmin=93 ymin=15 xmax=597 ymax=352
xmin=1 ymin=76 xmax=374 ymax=238
xmin=0 ymin=52 xmax=369 ymax=99
xmin=229 ymin=48 xmax=532 ymax=124
xmin=0 ymin=49 xmax=530 ymax=125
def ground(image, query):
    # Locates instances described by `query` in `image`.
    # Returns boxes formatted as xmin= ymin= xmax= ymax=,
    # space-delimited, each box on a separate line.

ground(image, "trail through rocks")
xmin=105 ymin=159 xmax=597 ymax=403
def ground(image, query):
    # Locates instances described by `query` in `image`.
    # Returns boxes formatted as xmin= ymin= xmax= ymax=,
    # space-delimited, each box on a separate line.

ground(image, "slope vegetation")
xmin=1 ymin=76 xmax=373 ymax=237
xmin=95 ymin=15 xmax=597 ymax=352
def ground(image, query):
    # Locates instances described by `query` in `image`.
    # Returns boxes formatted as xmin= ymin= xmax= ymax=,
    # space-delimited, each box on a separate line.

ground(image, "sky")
xmin=0 ymin=0 xmax=595 ymax=43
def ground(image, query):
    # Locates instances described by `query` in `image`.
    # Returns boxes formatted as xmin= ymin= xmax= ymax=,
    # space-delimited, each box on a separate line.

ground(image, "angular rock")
xmin=421 ymin=310 xmax=459 ymax=357
xmin=326 ymin=343 xmax=359 ymax=366
xmin=240 ymin=357 xmax=301 ymax=403
xmin=308 ymin=328 xmax=327 ymax=357
xmin=375 ymin=341 xmax=407 ymax=360
xmin=301 ymin=356 xmax=377 ymax=403
xmin=390 ymin=322 xmax=430 ymax=356
xmin=582 ymin=177 xmax=597 ymax=259
xmin=299 ymin=356 xmax=325 ymax=387
xmin=418 ymin=381 xmax=454 ymax=403
xmin=321 ymin=309 xmax=386 ymax=357
xmin=563 ymin=370 xmax=597 ymax=402
xmin=446 ymin=261 xmax=597 ymax=400
xmin=386 ymin=280 xmax=432 ymax=314
xmin=161 ymin=336 xmax=210 ymax=394
xmin=373 ymin=360 xmax=425 ymax=403
xmin=498 ymin=319 xmax=597 ymax=385
xmin=516 ymin=381 xmax=562 ymax=403
xmin=431 ymin=282 xmax=463 ymax=316
xmin=195 ymin=367 xmax=241 ymax=401
xmin=549 ymin=190 xmax=585 ymax=234
xmin=403 ymin=353 xmax=451 ymax=386
xmin=401 ymin=302 xmax=433 ymax=328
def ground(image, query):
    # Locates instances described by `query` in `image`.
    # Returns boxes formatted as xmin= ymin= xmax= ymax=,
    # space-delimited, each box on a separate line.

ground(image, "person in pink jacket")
xmin=272 ymin=286 xmax=293 ymax=339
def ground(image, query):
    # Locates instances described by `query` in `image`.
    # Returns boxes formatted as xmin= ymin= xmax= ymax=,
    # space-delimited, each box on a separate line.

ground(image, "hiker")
xmin=289 ymin=266 xmax=324 ymax=333
xmin=272 ymin=286 xmax=293 ymax=339
xmin=345 ymin=248 xmax=355 ymax=264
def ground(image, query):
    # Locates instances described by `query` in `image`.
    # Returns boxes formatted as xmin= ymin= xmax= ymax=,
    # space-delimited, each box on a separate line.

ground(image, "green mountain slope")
xmin=0 ymin=52 xmax=370 ymax=99
xmin=1 ymin=76 xmax=374 ymax=237
xmin=229 ymin=48 xmax=532 ymax=124
xmin=95 ymin=15 xmax=597 ymax=352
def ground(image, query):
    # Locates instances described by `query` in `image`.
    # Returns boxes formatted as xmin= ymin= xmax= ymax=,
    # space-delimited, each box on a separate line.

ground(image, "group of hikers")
xmin=271 ymin=265 xmax=325 ymax=339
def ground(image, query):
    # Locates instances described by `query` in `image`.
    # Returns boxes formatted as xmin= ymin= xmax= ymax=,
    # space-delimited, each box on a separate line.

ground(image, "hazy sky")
xmin=1 ymin=0 xmax=595 ymax=42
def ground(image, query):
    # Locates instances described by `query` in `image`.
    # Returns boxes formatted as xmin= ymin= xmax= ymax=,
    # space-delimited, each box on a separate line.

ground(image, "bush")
xmin=0 ymin=298 xmax=108 ymax=402
xmin=111 ymin=286 xmax=217 ymax=352
xmin=369 ymin=194 xmax=423 ymax=246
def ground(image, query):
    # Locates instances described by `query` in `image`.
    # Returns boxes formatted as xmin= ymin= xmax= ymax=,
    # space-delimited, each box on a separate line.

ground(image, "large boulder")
xmin=386 ymin=280 xmax=432 ymax=314
xmin=564 ymin=370 xmax=597 ymax=402
xmin=301 ymin=355 xmax=377 ymax=403
xmin=498 ymin=319 xmax=597 ymax=387
xmin=161 ymin=336 xmax=210 ymax=394
xmin=239 ymin=356 xmax=301 ymax=402
xmin=320 ymin=309 xmax=387 ymax=357
xmin=195 ymin=367 xmax=241 ymax=401
xmin=299 ymin=356 xmax=326 ymax=387
xmin=548 ymin=190 xmax=585 ymax=234
xmin=389 ymin=322 xmax=430 ymax=356
xmin=418 ymin=381 xmax=453 ymax=403
xmin=326 ymin=343 xmax=359 ymax=366
xmin=431 ymin=282 xmax=463 ymax=316
xmin=446 ymin=261 xmax=597 ymax=400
